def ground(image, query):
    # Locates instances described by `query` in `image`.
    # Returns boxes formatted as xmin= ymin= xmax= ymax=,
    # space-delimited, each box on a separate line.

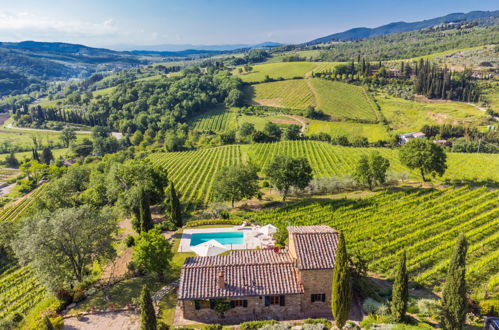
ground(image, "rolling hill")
xmin=306 ymin=10 xmax=499 ymax=44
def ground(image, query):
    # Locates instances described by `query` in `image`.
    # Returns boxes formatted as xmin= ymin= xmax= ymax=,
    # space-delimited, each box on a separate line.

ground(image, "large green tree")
xmin=332 ymin=232 xmax=351 ymax=329
xmin=213 ymin=164 xmax=260 ymax=207
xmin=164 ymin=181 xmax=182 ymax=228
xmin=140 ymin=286 xmax=157 ymax=330
xmin=391 ymin=251 xmax=408 ymax=322
xmin=441 ymin=234 xmax=468 ymax=330
xmin=106 ymin=159 xmax=168 ymax=233
xmin=13 ymin=206 xmax=117 ymax=291
xmin=265 ymin=155 xmax=313 ymax=201
xmin=133 ymin=229 xmax=172 ymax=281
xmin=59 ymin=127 xmax=77 ymax=147
xmin=399 ymin=139 xmax=447 ymax=181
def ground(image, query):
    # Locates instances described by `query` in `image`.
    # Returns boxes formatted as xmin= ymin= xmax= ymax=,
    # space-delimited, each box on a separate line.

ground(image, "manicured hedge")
xmin=184 ymin=219 xmax=243 ymax=228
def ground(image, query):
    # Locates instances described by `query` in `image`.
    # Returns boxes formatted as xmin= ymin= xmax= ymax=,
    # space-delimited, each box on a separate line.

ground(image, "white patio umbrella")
xmin=191 ymin=239 xmax=229 ymax=257
xmin=258 ymin=224 xmax=277 ymax=236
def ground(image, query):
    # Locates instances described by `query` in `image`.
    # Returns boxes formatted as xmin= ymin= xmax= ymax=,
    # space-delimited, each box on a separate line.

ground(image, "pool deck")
xmin=178 ymin=226 xmax=275 ymax=253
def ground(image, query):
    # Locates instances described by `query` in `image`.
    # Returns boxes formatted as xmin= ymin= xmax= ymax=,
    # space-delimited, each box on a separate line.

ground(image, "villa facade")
xmin=177 ymin=225 xmax=339 ymax=323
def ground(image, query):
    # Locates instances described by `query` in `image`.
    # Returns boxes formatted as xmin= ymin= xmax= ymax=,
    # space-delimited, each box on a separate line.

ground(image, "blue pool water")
xmin=190 ymin=232 xmax=244 ymax=246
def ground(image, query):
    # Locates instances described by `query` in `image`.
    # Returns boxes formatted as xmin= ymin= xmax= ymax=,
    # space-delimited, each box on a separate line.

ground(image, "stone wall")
xmin=181 ymin=294 xmax=302 ymax=323
xmin=299 ymin=269 xmax=333 ymax=313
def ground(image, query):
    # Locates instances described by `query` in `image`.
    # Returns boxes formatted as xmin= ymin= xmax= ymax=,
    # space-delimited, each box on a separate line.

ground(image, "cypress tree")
xmin=391 ymin=250 xmax=408 ymax=322
xmin=332 ymin=232 xmax=351 ymax=329
xmin=441 ymin=234 xmax=468 ymax=330
xmin=139 ymin=191 xmax=153 ymax=233
xmin=140 ymin=286 xmax=157 ymax=330
xmin=165 ymin=181 xmax=182 ymax=228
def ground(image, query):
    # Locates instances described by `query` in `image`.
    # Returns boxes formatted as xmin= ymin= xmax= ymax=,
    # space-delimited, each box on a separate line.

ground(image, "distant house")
xmin=177 ymin=225 xmax=339 ymax=323
xmin=400 ymin=132 xmax=426 ymax=144
xmin=433 ymin=140 xmax=452 ymax=147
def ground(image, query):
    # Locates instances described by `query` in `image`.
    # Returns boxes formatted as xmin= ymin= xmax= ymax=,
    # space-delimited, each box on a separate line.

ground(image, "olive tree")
xmin=13 ymin=206 xmax=117 ymax=291
xmin=265 ymin=155 xmax=313 ymax=201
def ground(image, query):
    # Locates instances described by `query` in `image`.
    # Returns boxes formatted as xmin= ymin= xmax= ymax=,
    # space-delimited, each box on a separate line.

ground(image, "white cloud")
xmin=0 ymin=10 xmax=119 ymax=41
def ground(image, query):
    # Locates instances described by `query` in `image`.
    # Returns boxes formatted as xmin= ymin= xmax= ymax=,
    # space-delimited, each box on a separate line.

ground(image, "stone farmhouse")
xmin=177 ymin=225 xmax=339 ymax=323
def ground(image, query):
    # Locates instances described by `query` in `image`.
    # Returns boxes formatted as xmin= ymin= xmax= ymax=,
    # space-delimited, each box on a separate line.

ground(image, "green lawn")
xmin=305 ymin=120 xmax=390 ymax=142
xmin=71 ymin=275 xmax=164 ymax=313
xmin=376 ymin=93 xmax=487 ymax=133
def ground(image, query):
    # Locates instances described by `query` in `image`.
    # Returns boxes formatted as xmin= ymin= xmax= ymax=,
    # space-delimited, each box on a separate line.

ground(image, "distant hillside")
xmin=307 ymin=10 xmax=499 ymax=44
xmin=115 ymin=41 xmax=283 ymax=52
xmin=0 ymin=41 xmax=170 ymax=96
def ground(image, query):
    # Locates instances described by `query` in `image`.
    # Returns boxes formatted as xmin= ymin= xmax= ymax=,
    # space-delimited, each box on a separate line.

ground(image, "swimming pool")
xmin=190 ymin=232 xmax=244 ymax=246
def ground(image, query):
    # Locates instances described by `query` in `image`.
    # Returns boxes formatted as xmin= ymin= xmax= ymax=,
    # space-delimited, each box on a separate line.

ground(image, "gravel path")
xmin=64 ymin=311 xmax=139 ymax=330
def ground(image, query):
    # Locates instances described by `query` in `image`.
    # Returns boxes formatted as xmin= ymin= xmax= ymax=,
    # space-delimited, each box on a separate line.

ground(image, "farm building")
xmin=399 ymin=132 xmax=426 ymax=144
xmin=176 ymin=225 xmax=338 ymax=323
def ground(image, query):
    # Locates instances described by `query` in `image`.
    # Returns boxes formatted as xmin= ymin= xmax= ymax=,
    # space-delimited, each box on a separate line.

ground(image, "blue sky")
xmin=0 ymin=0 xmax=497 ymax=49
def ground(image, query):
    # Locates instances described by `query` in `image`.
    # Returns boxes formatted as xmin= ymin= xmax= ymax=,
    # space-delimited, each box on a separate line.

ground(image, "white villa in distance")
xmin=399 ymin=132 xmax=426 ymax=144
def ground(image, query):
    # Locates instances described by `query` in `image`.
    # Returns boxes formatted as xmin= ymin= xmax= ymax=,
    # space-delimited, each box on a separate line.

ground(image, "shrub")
xmin=204 ymin=324 xmax=223 ymax=330
xmin=125 ymin=235 xmax=135 ymax=247
xmin=376 ymin=303 xmax=389 ymax=316
xmin=480 ymin=299 xmax=499 ymax=316
xmin=55 ymin=289 xmax=73 ymax=306
xmin=158 ymin=323 xmax=170 ymax=330
xmin=72 ymin=288 xmax=86 ymax=303
xmin=12 ymin=312 xmax=23 ymax=323
xmin=417 ymin=299 xmax=442 ymax=317
xmin=184 ymin=219 xmax=243 ymax=227
xmin=304 ymin=318 xmax=331 ymax=329
xmin=260 ymin=324 xmax=292 ymax=330
xmin=240 ymin=320 xmax=278 ymax=330
xmin=363 ymin=298 xmax=382 ymax=314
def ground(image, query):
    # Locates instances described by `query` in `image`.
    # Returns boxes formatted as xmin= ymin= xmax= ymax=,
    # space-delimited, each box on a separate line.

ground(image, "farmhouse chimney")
xmin=218 ymin=271 xmax=225 ymax=289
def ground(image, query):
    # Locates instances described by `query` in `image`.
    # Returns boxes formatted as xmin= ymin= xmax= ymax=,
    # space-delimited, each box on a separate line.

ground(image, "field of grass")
xmin=0 ymin=148 xmax=69 ymax=163
xmin=250 ymin=186 xmax=499 ymax=296
xmin=234 ymin=62 xmax=339 ymax=83
xmin=305 ymin=120 xmax=390 ymax=142
xmin=251 ymin=79 xmax=315 ymax=109
xmin=480 ymin=80 xmax=499 ymax=113
xmin=149 ymin=141 xmax=499 ymax=204
xmin=188 ymin=107 xmax=237 ymax=132
xmin=236 ymin=114 xmax=300 ymax=131
xmin=310 ymin=79 xmax=380 ymax=121
xmin=376 ymin=93 xmax=487 ymax=133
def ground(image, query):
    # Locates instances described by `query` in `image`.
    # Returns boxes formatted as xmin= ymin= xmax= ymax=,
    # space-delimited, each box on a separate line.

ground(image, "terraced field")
xmin=249 ymin=186 xmax=499 ymax=296
xmin=188 ymin=107 xmax=237 ymax=132
xmin=250 ymin=78 xmax=380 ymax=122
xmin=148 ymin=145 xmax=242 ymax=204
xmin=251 ymin=80 xmax=315 ymax=109
xmin=0 ymin=168 xmax=19 ymax=181
xmin=247 ymin=141 xmax=499 ymax=182
xmin=149 ymin=141 xmax=499 ymax=204
xmin=0 ymin=185 xmax=47 ymax=320
xmin=310 ymin=79 xmax=380 ymax=121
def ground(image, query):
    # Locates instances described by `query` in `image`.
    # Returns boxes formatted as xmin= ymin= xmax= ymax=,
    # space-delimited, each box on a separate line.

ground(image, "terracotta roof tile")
xmin=178 ymin=250 xmax=303 ymax=300
xmin=288 ymin=226 xmax=338 ymax=270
